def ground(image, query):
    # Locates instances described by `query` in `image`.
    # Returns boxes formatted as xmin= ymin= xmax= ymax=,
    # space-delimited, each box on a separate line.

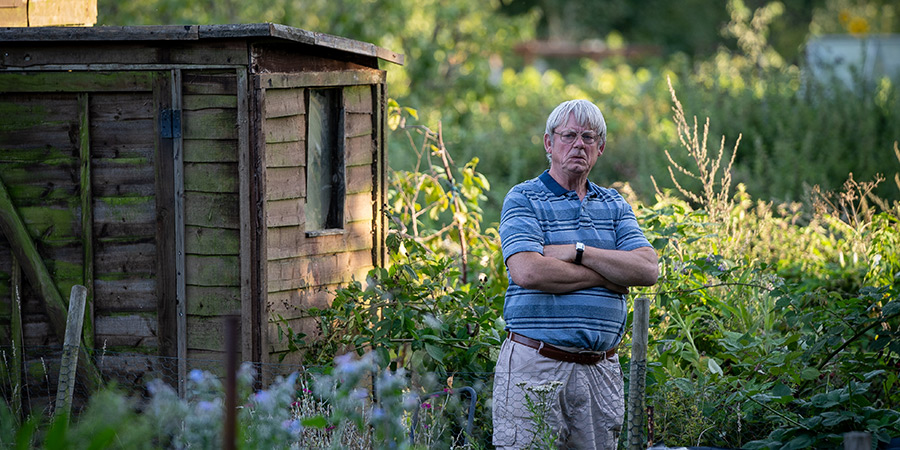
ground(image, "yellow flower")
xmin=848 ymin=17 xmax=870 ymax=35
xmin=839 ymin=10 xmax=850 ymax=25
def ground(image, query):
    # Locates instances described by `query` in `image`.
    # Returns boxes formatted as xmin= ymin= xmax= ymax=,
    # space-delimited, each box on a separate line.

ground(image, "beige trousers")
xmin=492 ymin=337 xmax=625 ymax=449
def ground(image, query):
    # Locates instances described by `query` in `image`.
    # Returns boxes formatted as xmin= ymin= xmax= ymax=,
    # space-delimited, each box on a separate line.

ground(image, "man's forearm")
xmin=507 ymin=251 xmax=628 ymax=294
xmin=543 ymin=244 xmax=659 ymax=287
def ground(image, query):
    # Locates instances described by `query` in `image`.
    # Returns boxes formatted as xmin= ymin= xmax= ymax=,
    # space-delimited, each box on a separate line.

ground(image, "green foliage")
xmin=638 ymin=80 xmax=900 ymax=448
xmin=306 ymin=235 xmax=503 ymax=378
xmin=0 ymin=387 xmax=154 ymax=449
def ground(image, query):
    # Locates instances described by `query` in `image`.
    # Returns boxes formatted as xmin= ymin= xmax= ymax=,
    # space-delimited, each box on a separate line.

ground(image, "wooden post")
xmin=0 ymin=176 xmax=102 ymax=391
xmin=172 ymin=69 xmax=187 ymax=397
xmin=78 ymin=92 xmax=95 ymax=350
xmin=628 ymin=297 xmax=650 ymax=450
xmin=54 ymin=285 xmax=88 ymax=421
xmin=223 ymin=316 xmax=239 ymax=450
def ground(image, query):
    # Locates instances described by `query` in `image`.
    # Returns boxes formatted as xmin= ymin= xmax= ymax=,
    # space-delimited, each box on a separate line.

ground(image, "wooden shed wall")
xmin=260 ymin=75 xmax=383 ymax=364
xmin=0 ymin=71 xmax=164 ymax=395
xmin=180 ymin=70 xmax=244 ymax=367
xmin=0 ymin=38 xmax=392 ymax=388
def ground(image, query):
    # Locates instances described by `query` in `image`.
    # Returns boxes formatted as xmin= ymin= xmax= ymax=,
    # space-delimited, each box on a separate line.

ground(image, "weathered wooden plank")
xmin=184 ymin=162 xmax=238 ymax=193
xmin=27 ymin=0 xmax=97 ymax=27
xmin=346 ymin=192 xmax=375 ymax=223
xmin=187 ymin=316 xmax=241 ymax=352
xmin=0 ymin=174 xmax=79 ymax=207
xmin=187 ymin=315 xmax=237 ymax=351
xmin=236 ymin=66 xmax=255 ymax=364
xmin=23 ymin=321 xmax=54 ymax=346
xmin=184 ymin=192 xmax=239 ymax=229
xmin=264 ymin=140 xmax=304 ymax=168
xmin=184 ymin=226 xmax=240 ymax=255
xmin=264 ymin=88 xmax=304 ymax=119
xmin=182 ymin=108 xmax=238 ymax=140
xmin=97 ymin=354 xmax=160 ymax=385
xmin=91 ymin=160 xmax=155 ymax=197
xmin=0 ymin=142 xmax=78 ymax=164
xmin=185 ymin=349 xmax=228 ymax=376
xmin=94 ymin=222 xmax=156 ymax=241
xmin=266 ymin=248 xmax=373 ymax=292
xmin=347 ymin=164 xmax=374 ymax=195
xmin=87 ymin=142 xmax=153 ymax=160
xmin=89 ymin=92 xmax=154 ymax=121
xmin=266 ymin=286 xmax=336 ymax=316
xmin=250 ymin=80 xmax=268 ymax=368
xmin=264 ymin=115 xmax=304 ymax=143
xmin=183 ymin=94 xmax=237 ymax=110
xmin=0 ymin=127 xmax=76 ymax=151
xmin=0 ymin=163 xmax=79 ymax=190
xmin=345 ymin=112 xmax=373 ymax=139
xmin=182 ymin=71 xmax=239 ymax=95
xmin=344 ymin=85 xmax=372 ymax=114
xmin=154 ymin=70 xmax=179 ymax=371
xmin=185 ymin=254 xmax=240 ymax=287
xmin=257 ymin=70 xmax=385 ymax=90
xmin=183 ymin=139 xmax=238 ymax=163
xmin=0 ymin=42 xmax=247 ymax=68
xmin=1 ymin=25 xmax=198 ymax=42
xmin=171 ymin=69 xmax=189 ymax=393
xmin=0 ymin=71 xmax=155 ymax=92
xmin=0 ymin=92 xmax=78 ymax=133
xmin=186 ymin=285 xmax=241 ymax=316
xmin=266 ymin=220 xmax=373 ymax=261
xmin=93 ymin=242 xmax=155 ymax=274
xmin=264 ymin=166 xmax=304 ymax=201
xmin=0 ymin=0 xmax=27 ymax=27
xmin=92 ymin=196 xmax=155 ymax=225
xmin=373 ymin=82 xmax=387 ymax=269
xmin=95 ymin=313 xmax=157 ymax=347
xmin=17 ymin=204 xmax=79 ymax=242
xmin=93 ymin=278 xmax=156 ymax=312
xmin=94 ymin=242 xmax=157 ymax=276
xmin=265 ymin=198 xmax=303 ymax=228
xmin=346 ymin=135 xmax=374 ymax=167
xmin=90 ymin=118 xmax=156 ymax=146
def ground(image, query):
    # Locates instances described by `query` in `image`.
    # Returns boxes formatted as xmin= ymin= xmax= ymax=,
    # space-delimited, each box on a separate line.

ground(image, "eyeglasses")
xmin=553 ymin=130 xmax=600 ymax=145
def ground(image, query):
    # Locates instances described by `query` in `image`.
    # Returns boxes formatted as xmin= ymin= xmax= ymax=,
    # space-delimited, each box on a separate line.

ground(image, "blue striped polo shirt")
xmin=499 ymin=170 xmax=652 ymax=351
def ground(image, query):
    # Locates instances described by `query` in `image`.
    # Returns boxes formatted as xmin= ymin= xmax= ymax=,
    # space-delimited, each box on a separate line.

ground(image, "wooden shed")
xmin=0 ymin=24 xmax=403 ymax=395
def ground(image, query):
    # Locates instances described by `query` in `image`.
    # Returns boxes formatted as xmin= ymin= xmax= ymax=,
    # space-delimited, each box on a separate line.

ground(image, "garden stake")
xmin=54 ymin=285 xmax=88 ymax=423
xmin=224 ymin=316 xmax=239 ymax=450
xmin=628 ymin=297 xmax=650 ymax=450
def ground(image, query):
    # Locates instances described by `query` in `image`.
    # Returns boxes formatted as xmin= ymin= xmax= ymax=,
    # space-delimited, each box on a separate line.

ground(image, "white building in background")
xmin=805 ymin=35 xmax=900 ymax=91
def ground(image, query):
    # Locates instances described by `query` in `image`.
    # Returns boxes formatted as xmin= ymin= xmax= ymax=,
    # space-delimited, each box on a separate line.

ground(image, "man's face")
xmin=544 ymin=113 xmax=604 ymax=178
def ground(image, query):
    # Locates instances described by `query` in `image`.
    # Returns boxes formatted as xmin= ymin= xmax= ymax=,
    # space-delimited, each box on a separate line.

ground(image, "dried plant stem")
xmin=657 ymin=76 xmax=740 ymax=225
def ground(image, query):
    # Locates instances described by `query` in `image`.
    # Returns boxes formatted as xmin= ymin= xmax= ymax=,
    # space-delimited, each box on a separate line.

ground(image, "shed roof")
xmin=0 ymin=23 xmax=404 ymax=65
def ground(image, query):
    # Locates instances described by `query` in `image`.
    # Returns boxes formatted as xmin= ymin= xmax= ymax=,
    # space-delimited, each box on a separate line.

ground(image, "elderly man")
xmin=492 ymin=99 xmax=659 ymax=449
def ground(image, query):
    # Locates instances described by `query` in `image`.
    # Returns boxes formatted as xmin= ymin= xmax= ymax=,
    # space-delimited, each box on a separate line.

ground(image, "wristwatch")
xmin=574 ymin=242 xmax=585 ymax=265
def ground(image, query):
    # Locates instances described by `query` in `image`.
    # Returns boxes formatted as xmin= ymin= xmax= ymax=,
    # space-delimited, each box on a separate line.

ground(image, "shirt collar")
xmin=539 ymin=170 xmax=599 ymax=198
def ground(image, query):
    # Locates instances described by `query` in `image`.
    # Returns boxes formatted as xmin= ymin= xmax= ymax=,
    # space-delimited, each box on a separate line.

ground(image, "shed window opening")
xmin=306 ymin=88 xmax=345 ymax=233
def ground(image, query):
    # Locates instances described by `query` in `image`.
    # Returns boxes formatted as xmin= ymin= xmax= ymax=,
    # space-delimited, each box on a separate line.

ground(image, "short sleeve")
xmin=499 ymin=187 xmax=544 ymax=263
xmin=614 ymin=196 xmax=652 ymax=251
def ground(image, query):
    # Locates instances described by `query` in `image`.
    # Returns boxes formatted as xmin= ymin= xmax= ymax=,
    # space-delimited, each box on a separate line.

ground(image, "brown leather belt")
xmin=508 ymin=331 xmax=616 ymax=365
